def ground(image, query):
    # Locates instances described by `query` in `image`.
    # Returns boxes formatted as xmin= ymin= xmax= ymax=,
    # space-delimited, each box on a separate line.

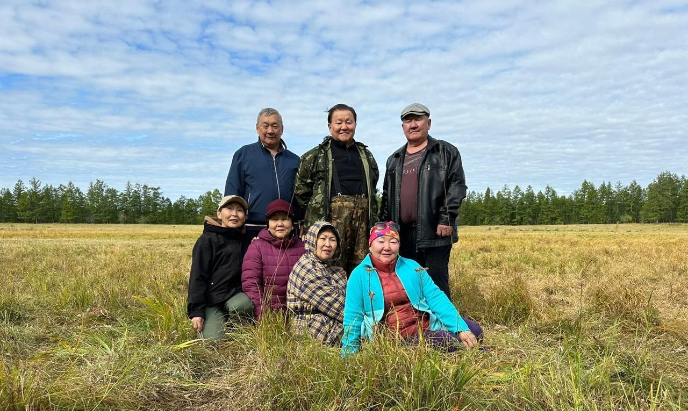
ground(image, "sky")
xmin=1 ymin=0 xmax=687 ymax=199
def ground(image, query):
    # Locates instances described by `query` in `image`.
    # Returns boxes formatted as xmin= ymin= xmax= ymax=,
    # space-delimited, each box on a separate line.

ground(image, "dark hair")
xmin=327 ymin=104 xmax=357 ymax=124
xmin=256 ymin=107 xmax=283 ymax=126
xmin=317 ymin=226 xmax=339 ymax=243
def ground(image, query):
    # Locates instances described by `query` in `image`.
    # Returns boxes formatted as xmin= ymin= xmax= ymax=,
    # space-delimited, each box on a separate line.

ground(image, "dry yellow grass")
xmin=1 ymin=223 xmax=686 ymax=410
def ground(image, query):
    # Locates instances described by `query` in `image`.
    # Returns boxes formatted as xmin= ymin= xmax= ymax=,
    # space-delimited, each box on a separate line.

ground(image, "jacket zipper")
xmin=272 ymin=154 xmax=281 ymax=199
xmin=416 ymin=149 xmax=430 ymax=252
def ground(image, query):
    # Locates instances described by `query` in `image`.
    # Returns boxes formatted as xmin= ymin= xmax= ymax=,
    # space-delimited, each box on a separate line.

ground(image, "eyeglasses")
xmin=371 ymin=221 xmax=400 ymax=233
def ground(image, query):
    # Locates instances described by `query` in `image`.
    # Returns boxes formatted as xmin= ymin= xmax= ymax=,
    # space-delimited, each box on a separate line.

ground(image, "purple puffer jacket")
xmin=242 ymin=228 xmax=306 ymax=319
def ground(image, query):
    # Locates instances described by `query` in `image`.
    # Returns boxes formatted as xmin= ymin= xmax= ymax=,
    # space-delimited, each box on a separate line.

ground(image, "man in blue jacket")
xmin=225 ymin=108 xmax=300 ymax=254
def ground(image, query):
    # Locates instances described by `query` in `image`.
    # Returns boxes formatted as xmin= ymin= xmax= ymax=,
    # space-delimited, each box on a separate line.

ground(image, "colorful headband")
xmin=369 ymin=222 xmax=400 ymax=245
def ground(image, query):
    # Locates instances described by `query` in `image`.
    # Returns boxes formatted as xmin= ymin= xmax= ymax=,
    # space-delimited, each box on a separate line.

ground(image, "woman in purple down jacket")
xmin=242 ymin=199 xmax=306 ymax=320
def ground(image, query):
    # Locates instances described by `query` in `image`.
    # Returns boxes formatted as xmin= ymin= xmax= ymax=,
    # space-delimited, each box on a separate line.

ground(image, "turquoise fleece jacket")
xmin=341 ymin=254 xmax=469 ymax=356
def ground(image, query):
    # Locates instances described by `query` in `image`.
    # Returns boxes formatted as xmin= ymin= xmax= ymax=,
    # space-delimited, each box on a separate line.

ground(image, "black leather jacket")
xmin=380 ymin=136 xmax=467 ymax=248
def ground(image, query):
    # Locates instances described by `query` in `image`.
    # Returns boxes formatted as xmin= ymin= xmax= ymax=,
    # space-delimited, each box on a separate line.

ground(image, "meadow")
xmin=1 ymin=223 xmax=686 ymax=410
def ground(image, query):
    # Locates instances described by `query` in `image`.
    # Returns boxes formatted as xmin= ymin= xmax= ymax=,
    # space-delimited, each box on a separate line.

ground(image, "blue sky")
xmin=1 ymin=0 xmax=686 ymax=199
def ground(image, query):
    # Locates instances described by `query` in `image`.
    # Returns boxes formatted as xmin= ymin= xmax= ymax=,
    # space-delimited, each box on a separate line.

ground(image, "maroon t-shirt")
xmin=399 ymin=147 xmax=426 ymax=224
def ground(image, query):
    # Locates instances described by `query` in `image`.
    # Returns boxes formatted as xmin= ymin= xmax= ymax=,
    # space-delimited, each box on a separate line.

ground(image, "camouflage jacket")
xmin=293 ymin=137 xmax=379 ymax=230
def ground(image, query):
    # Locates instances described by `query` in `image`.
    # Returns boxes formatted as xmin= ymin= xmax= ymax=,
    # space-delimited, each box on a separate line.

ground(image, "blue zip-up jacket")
xmin=341 ymin=254 xmax=470 ymax=356
xmin=224 ymin=139 xmax=300 ymax=224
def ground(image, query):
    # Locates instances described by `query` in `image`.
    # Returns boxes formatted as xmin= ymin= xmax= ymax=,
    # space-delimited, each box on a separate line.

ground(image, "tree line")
xmin=0 ymin=171 xmax=687 ymax=225
xmin=457 ymin=171 xmax=688 ymax=225
xmin=0 ymin=179 xmax=222 ymax=225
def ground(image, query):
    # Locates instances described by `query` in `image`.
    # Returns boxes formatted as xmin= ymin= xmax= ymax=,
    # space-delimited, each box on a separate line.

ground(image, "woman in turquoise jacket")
xmin=341 ymin=222 xmax=482 ymax=356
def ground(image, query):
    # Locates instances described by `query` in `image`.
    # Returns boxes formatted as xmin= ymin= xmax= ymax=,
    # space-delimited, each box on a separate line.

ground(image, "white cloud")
xmin=1 ymin=0 xmax=687 ymax=199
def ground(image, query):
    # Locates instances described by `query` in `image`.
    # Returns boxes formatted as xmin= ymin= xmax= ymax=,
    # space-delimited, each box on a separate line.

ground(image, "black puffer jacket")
xmin=380 ymin=136 xmax=467 ymax=248
xmin=187 ymin=217 xmax=243 ymax=319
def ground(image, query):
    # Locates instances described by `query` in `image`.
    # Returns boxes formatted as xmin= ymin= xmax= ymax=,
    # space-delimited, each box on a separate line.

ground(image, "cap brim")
xmin=401 ymin=111 xmax=429 ymax=119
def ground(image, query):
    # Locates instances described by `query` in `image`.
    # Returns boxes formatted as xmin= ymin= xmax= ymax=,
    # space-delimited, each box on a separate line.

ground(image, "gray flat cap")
xmin=400 ymin=103 xmax=430 ymax=119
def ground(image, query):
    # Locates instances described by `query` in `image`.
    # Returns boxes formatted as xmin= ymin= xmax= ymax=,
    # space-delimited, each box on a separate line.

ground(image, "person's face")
xmin=267 ymin=211 xmax=293 ymax=239
xmin=328 ymin=110 xmax=356 ymax=144
xmin=315 ymin=230 xmax=338 ymax=261
xmin=402 ymin=114 xmax=431 ymax=145
xmin=217 ymin=202 xmax=246 ymax=228
xmin=256 ymin=114 xmax=283 ymax=150
xmin=369 ymin=236 xmax=400 ymax=263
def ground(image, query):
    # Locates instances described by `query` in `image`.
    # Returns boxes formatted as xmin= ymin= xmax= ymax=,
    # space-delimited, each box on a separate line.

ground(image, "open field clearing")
xmin=1 ymin=223 xmax=687 ymax=410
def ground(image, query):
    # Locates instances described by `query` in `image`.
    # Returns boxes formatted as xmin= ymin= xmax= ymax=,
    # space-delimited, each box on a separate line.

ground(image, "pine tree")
xmin=17 ymin=177 xmax=42 ymax=223
xmin=60 ymin=182 xmax=86 ymax=223
xmin=523 ymin=186 xmax=537 ymax=225
xmin=641 ymin=171 xmax=680 ymax=222
xmin=496 ymin=185 xmax=513 ymax=225
xmin=512 ymin=186 xmax=525 ymax=225
xmin=86 ymin=180 xmax=107 ymax=223
xmin=0 ymin=188 xmax=16 ymax=222
xmin=676 ymin=177 xmax=688 ymax=223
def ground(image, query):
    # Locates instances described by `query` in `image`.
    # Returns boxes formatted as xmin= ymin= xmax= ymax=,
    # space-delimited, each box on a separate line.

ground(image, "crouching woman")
xmin=242 ymin=199 xmax=305 ymax=320
xmin=187 ymin=195 xmax=254 ymax=340
xmin=341 ymin=222 xmax=482 ymax=356
xmin=286 ymin=222 xmax=347 ymax=346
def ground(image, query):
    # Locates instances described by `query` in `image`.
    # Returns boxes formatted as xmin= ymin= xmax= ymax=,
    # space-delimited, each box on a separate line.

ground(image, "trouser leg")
xmin=463 ymin=318 xmax=484 ymax=342
xmin=351 ymin=196 xmax=370 ymax=272
xmin=224 ymin=292 xmax=254 ymax=318
xmin=201 ymin=304 xmax=227 ymax=340
xmin=406 ymin=330 xmax=463 ymax=352
xmin=330 ymin=195 xmax=371 ymax=274
xmin=329 ymin=196 xmax=352 ymax=273
xmin=399 ymin=223 xmax=424 ymax=265
xmin=200 ymin=293 xmax=254 ymax=340
xmin=422 ymin=244 xmax=452 ymax=300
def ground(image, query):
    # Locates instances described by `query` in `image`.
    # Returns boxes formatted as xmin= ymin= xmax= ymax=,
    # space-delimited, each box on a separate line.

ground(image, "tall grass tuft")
xmin=485 ymin=274 xmax=535 ymax=325
xmin=589 ymin=279 xmax=661 ymax=327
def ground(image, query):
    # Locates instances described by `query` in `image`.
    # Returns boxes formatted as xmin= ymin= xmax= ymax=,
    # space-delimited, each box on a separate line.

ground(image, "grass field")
xmin=1 ymin=223 xmax=687 ymax=410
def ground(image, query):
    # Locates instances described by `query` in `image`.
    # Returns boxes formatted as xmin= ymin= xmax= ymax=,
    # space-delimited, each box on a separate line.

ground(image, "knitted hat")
xmin=265 ymin=199 xmax=295 ymax=220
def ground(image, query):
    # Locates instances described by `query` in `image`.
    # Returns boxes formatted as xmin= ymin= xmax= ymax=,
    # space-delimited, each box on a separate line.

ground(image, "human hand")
xmin=191 ymin=317 xmax=204 ymax=332
xmin=436 ymin=224 xmax=453 ymax=237
xmin=458 ymin=330 xmax=478 ymax=349
xmin=251 ymin=236 xmax=259 ymax=243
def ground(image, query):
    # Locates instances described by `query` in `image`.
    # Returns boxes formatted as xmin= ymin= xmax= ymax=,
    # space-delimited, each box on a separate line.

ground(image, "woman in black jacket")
xmin=187 ymin=195 xmax=254 ymax=340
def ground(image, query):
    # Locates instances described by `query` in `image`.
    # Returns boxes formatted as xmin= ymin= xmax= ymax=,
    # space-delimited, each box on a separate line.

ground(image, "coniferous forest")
xmin=0 ymin=171 xmax=687 ymax=225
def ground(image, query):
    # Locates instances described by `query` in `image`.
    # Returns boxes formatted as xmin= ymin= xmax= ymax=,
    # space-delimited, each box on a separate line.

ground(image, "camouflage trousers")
xmin=330 ymin=195 xmax=369 ymax=275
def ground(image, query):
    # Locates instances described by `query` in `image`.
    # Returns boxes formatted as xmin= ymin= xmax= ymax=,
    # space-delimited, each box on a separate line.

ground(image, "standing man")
xmin=380 ymin=103 xmax=467 ymax=299
xmin=293 ymin=104 xmax=378 ymax=274
xmin=225 ymin=108 xmax=300 ymax=254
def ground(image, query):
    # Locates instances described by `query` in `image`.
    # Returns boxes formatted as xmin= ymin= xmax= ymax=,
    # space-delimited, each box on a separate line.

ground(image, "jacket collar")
xmin=258 ymin=138 xmax=287 ymax=154
xmin=203 ymin=216 xmax=243 ymax=237
xmin=392 ymin=135 xmax=438 ymax=158
xmin=320 ymin=136 xmax=368 ymax=150
xmin=257 ymin=227 xmax=298 ymax=248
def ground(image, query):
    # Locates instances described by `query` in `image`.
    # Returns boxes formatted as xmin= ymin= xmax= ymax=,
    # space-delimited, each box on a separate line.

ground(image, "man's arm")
xmin=291 ymin=150 xmax=316 ymax=223
xmin=224 ymin=149 xmax=245 ymax=196
xmin=368 ymin=150 xmax=380 ymax=222
xmin=438 ymin=145 xmax=467 ymax=227
xmin=187 ymin=239 xmax=212 ymax=320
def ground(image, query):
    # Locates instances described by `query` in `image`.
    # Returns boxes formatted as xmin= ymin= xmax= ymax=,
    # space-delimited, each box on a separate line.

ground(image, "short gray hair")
xmin=256 ymin=108 xmax=283 ymax=126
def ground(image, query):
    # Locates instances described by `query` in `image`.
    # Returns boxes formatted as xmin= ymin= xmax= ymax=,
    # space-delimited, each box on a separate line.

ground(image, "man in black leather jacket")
xmin=380 ymin=103 xmax=467 ymax=299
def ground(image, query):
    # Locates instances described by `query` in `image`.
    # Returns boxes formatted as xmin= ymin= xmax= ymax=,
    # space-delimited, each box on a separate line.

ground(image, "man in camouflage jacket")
xmin=293 ymin=136 xmax=379 ymax=228
xmin=292 ymin=104 xmax=379 ymax=274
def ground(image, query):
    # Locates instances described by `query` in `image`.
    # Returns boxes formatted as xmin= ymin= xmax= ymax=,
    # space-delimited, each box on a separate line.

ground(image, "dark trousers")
xmin=399 ymin=223 xmax=452 ymax=300
xmin=406 ymin=319 xmax=484 ymax=351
